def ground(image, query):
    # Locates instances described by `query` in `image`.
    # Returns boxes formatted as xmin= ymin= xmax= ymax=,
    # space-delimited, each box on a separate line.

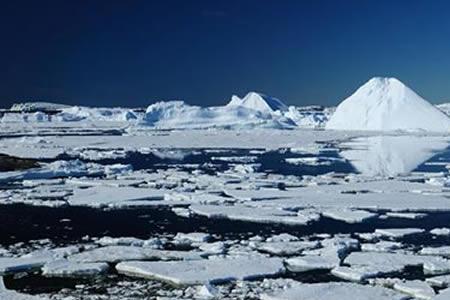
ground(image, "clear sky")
xmin=1 ymin=0 xmax=450 ymax=108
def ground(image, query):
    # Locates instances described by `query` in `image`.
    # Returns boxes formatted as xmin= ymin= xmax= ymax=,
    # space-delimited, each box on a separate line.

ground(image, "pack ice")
xmin=326 ymin=77 xmax=450 ymax=132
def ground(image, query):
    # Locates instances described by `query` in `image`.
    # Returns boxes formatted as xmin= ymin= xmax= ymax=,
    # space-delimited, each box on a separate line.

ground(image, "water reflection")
xmin=339 ymin=135 xmax=450 ymax=177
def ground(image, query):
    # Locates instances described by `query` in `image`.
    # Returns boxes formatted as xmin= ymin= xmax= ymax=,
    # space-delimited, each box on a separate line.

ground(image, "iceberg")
xmin=3 ymin=103 xmax=141 ymax=123
xmin=226 ymin=92 xmax=288 ymax=113
xmin=142 ymin=92 xmax=296 ymax=129
xmin=56 ymin=106 xmax=139 ymax=122
xmin=10 ymin=101 xmax=70 ymax=112
xmin=326 ymin=77 xmax=450 ymax=132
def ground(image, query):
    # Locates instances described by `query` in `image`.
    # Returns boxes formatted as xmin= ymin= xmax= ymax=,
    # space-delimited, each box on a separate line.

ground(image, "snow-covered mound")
xmin=10 ymin=102 xmax=71 ymax=112
xmin=226 ymin=92 xmax=288 ymax=113
xmin=143 ymin=100 xmax=295 ymax=129
xmin=326 ymin=77 xmax=450 ymax=132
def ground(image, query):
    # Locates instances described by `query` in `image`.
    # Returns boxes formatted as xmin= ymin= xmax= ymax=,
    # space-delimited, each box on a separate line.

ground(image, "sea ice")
xmin=42 ymin=259 xmax=109 ymax=278
xmin=0 ymin=160 xmax=105 ymax=183
xmin=361 ymin=241 xmax=402 ymax=253
xmin=385 ymin=212 xmax=427 ymax=219
xmin=116 ymin=256 xmax=285 ymax=285
xmin=266 ymin=233 xmax=299 ymax=242
xmin=334 ymin=252 xmax=450 ymax=282
xmin=261 ymin=282 xmax=407 ymax=300
xmin=173 ymin=232 xmax=212 ymax=244
xmin=0 ymin=256 xmax=50 ymax=275
xmin=285 ymin=255 xmax=337 ymax=272
xmin=426 ymin=274 xmax=450 ymax=288
xmin=393 ymin=280 xmax=435 ymax=300
xmin=189 ymin=204 xmax=320 ymax=226
xmin=96 ymin=236 xmax=147 ymax=247
xmin=430 ymin=228 xmax=450 ymax=236
xmin=67 ymin=186 xmax=166 ymax=207
xmin=420 ymin=246 xmax=450 ymax=257
xmin=435 ymin=288 xmax=450 ymax=299
xmin=69 ymin=246 xmax=203 ymax=263
xmin=255 ymin=241 xmax=320 ymax=256
xmin=321 ymin=208 xmax=377 ymax=223
xmin=375 ymin=228 xmax=425 ymax=239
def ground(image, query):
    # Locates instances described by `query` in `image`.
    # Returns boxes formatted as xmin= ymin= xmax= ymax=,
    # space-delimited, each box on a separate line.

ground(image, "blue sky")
xmin=1 ymin=0 xmax=450 ymax=108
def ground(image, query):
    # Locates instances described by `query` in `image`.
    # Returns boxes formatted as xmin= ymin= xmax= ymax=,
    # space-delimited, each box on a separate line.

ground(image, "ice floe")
xmin=333 ymin=252 xmax=450 ymax=282
xmin=69 ymin=246 xmax=204 ymax=263
xmin=254 ymin=240 xmax=320 ymax=256
xmin=285 ymin=255 xmax=337 ymax=272
xmin=0 ymin=256 xmax=49 ymax=275
xmin=189 ymin=204 xmax=320 ymax=226
xmin=393 ymin=280 xmax=435 ymax=299
xmin=42 ymin=259 xmax=109 ymax=278
xmin=375 ymin=228 xmax=425 ymax=239
xmin=420 ymin=246 xmax=450 ymax=257
xmin=426 ymin=274 xmax=450 ymax=288
xmin=116 ymin=256 xmax=285 ymax=285
xmin=431 ymin=228 xmax=450 ymax=236
xmin=67 ymin=186 xmax=166 ymax=207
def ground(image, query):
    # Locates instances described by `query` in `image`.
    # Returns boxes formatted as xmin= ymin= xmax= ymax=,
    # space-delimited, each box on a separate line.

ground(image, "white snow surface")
xmin=326 ymin=77 xmax=450 ymax=132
